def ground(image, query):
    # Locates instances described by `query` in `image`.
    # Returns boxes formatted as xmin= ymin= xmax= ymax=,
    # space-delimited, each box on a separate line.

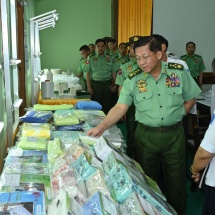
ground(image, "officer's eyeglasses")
xmin=136 ymin=54 xmax=153 ymax=63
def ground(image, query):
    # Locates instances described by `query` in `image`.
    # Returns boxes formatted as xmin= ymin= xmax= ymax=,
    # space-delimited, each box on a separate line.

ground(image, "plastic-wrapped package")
xmin=83 ymin=192 xmax=119 ymax=215
xmin=52 ymin=130 xmax=84 ymax=149
xmin=16 ymin=137 xmax=48 ymax=150
xmin=74 ymin=110 xmax=105 ymax=122
xmin=54 ymin=112 xmax=79 ymax=126
xmin=71 ymin=154 xmax=96 ymax=181
xmin=47 ymin=190 xmax=71 ymax=215
xmin=2 ymin=163 xmax=50 ymax=175
xmin=19 ymin=110 xmax=53 ymax=123
xmin=76 ymin=101 xmax=102 ymax=110
xmin=69 ymin=195 xmax=84 ymax=215
xmin=48 ymin=138 xmax=64 ymax=163
xmin=21 ymin=123 xmax=52 ymax=139
xmin=55 ymin=122 xmax=84 ymax=131
xmin=119 ymin=192 xmax=145 ymax=214
xmin=85 ymin=170 xmax=110 ymax=197
xmin=67 ymin=141 xmax=85 ymax=160
xmin=79 ymin=134 xmax=99 ymax=146
xmin=34 ymin=103 xmax=73 ymax=111
xmin=94 ymin=136 xmax=113 ymax=161
xmin=6 ymin=148 xmax=48 ymax=163
xmin=86 ymin=113 xmax=105 ymax=127
xmin=105 ymin=164 xmax=133 ymax=203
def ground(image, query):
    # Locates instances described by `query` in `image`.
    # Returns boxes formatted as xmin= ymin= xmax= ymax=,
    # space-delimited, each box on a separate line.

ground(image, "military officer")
xmin=86 ymin=38 xmax=117 ymax=115
xmin=180 ymin=41 xmax=206 ymax=88
xmin=88 ymin=43 xmax=95 ymax=55
xmin=107 ymin=38 xmax=119 ymax=58
xmin=115 ymin=36 xmax=141 ymax=158
xmin=87 ymin=36 xmax=202 ymax=215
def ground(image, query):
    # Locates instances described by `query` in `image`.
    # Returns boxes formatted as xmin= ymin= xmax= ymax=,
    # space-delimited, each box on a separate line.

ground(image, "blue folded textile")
xmin=55 ymin=122 xmax=84 ymax=131
xmin=76 ymin=101 xmax=102 ymax=110
xmin=19 ymin=110 xmax=53 ymax=123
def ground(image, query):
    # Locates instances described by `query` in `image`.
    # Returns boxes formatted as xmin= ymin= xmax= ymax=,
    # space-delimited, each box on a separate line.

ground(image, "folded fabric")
xmin=19 ymin=110 xmax=53 ymax=123
xmin=76 ymin=101 xmax=102 ymax=110
xmin=34 ymin=104 xmax=73 ymax=111
xmin=55 ymin=122 xmax=84 ymax=131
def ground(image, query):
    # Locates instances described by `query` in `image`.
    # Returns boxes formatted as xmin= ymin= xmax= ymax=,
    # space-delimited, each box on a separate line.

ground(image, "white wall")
xmin=153 ymin=0 xmax=215 ymax=72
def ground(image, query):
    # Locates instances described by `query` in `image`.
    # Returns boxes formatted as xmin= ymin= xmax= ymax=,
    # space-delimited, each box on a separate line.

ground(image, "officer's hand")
xmin=87 ymin=127 xmax=103 ymax=137
xmin=87 ymin=86 xmax=93 ymax=96
xmin=191 ymin=172 xmax=200 ymax=183
xmin=110 ymin=84 xmax=117 ymax=93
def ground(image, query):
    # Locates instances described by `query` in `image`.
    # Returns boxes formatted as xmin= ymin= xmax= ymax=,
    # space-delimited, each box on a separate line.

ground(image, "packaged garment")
xmin=94 ymin=136 xmax=113 ymax=161
xmin=55 ymin=122 xmax=84 ymax=131
xmin=0 ymin=191 xmax=46 ymax=215
xmin=1 ymin=174 xmax=52 ymax=203
xmin=17 ymin=137 xmax=48 ymax=151
xmin=47 ymin=190 xmax=70 ymax=215
xmin=76 ymin=101 xmax=102 ymax=110
xmin=21 ymin=123 xmax=52 ymax=139
xmin=54 ymin=112 xmax=79 ymax=126
xmin=105 ymin=164 xmax=133 ymax=203
xmin=119 ymin=192 xmax=145 ymax=214
xmin=7 ymin=148 xmax=48 ymax=163
xmin=34 ymin=103 xmax=73 ymax=111
xmin=83 ymin=192 xmax=119 ymax=215
xmin=79 ymin=134 xmax=99 ymax=146
xmin=19 ymin=110 xmax=53 ymax=123
xmin=48 ymin=138 xmax=64 ymax=163
xmin=85 ymin=170 xmax=110 ymax=197
xmin=86 ymin=113 xmax=105 ymax=127
xmin=71 ymin=154 xmax=96 ymax=181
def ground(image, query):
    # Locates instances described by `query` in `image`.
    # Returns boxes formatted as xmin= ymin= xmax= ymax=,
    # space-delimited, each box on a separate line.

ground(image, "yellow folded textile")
xmin=21 ymin=123 xmax=52 ymax=139
xmin=34 ymin=104 xmax=73 ymax=111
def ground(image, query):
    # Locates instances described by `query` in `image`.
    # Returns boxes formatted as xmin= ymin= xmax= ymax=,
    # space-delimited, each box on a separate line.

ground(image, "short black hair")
xmin=152 ymin=34 xmax=169 ymax=49
xmin=88 ymin=43 xmax=95 ymax=47
xmin=79 ymin=45 xmax=90 ymax=52
xmin=119 ymin=42 xmax=128 ymax=48
xmin=108 ymin=38 xmax=117 ymax=44
xmin=95 ymin=39 xmax=106 ymax=46
xmin=186 ymin=41 xmax=196 ymax=47
xmin=134 ymin=36 xmax=161 ymax=53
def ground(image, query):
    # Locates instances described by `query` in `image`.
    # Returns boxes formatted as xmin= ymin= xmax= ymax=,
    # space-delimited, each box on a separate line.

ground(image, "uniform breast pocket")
xmin=135 ymin=91 xmax=152 ymax=111
xmin=165 ymin=88 xmax=183 ymax=108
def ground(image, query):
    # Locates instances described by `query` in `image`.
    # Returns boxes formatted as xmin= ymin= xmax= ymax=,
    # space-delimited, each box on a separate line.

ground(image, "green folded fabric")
xmin=34 ymin=104 xmax=73 ymax=111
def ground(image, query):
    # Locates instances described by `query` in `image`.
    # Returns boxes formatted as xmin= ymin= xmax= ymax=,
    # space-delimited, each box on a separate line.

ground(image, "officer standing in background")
xmin=77 ymin=45 xmax=90 ymax=90
xmin=87 ymin=36 xmax=202 ymax=215
xmin=86 ymin=38 xmax=117 ymax=115
xmin=88 ymin=43 xmax=95 ymax=55
xmin=115 ymin=36 xmax=141 ymax=158
xmin=180 ymin=41 xmax=206 ymax=89
xmin=107 ymin=38 xmax=119 ymax=58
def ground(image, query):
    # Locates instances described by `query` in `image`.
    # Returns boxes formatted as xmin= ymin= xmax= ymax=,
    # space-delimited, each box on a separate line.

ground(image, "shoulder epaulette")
xmin=128 ymin=68 xmax=142 ymax=79
xmin=195 ymin=54 xmax=202 ymax=58
xmin=122 ymin=59 xmax=130 ymax=65
xmin=168 ymin=63 xmax=184 ymax=71
xmin=89 ymin=53 xmax=96 ymax=57
xmin=79 ymin=58 xmax=84 ymax=61
xmin=180 ymin=55 xmax=186 ymax=58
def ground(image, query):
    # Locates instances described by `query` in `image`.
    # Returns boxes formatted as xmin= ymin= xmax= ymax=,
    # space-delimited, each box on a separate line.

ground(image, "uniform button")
xmin=143 ymin=97 xmax=145 ymax=99
xmin=158 ymin=94 xmax=160 ymax=96
xmin=160 ymin=106 xmax=162 ymax=108
xmin=156 ymin=82 xmax=158 ymax=84
xmin=161 ymin=118 xmax=164 ymax=120
xmin=173 ymin=92 xmax=176 ymax=94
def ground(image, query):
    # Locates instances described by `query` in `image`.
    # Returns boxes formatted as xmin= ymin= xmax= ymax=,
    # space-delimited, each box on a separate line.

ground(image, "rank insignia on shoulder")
xmin=168 ymin=63 xmax=183 ymax=71
xmin=128 ymin=68 xmax=142 ymax=79
xmin=118 ymin=68 xmax=122 ymax=75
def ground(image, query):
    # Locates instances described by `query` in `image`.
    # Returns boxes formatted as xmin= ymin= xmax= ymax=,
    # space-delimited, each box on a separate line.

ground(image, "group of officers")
xmin=77 ymin=35 xmax=205 ymax=215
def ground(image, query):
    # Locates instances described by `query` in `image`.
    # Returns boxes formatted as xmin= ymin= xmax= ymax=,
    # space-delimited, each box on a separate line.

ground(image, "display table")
xmin=37 ymin=92 xmax=90 ymax=105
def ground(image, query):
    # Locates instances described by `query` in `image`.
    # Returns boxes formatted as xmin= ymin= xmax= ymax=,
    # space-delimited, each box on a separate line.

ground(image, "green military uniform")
xmin=78 ymin=58 xmax=89 ymax=80
xmin=118 ymin=61 xmax=202 ymax=215
xmin=106 ymin=50 xmax=119 ymax=59
xmin=88 ymin=52 xmax=117 ymax=115
xmin=180 ymin=54 xmax=205 ymax=78
xmin=116 ymin=57 xmax=138 ymax=159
